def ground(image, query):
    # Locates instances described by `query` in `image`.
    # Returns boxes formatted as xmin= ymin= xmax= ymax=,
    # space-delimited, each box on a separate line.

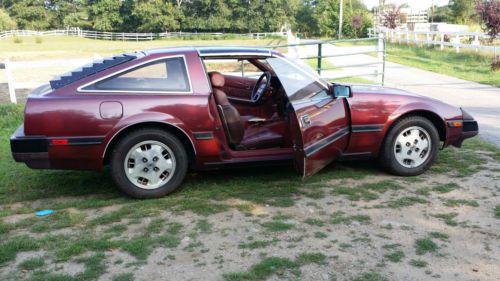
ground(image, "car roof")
xmin=144 ymin=46 xmax=274 ymax=57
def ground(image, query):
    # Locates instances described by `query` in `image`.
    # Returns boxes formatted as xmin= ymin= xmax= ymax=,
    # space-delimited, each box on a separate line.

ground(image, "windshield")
xmin=266 ymin=56 xmax=329 ymax=102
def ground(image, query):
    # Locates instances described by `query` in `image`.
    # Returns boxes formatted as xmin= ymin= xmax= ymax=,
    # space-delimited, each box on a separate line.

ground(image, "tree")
xmin=89 ymin=0 xmax=122 ymax=31
xmin=430 ymin=5 xmax=452 ymax=22
xmin=0 ymin=8 xmax=15 ymax=30
xmin=296 ymin=1 xmax=319 ymax=37
xmin=449 ymin=0 xmax=476 ymax=24
xmin=476 ymin=0 xmax=500 ymax=41
xmin=9 ymin=0 xmax=52 ymax=30
xmin=381 ymin=4 xmax=401 ymax=29
xmin=130 ymin=0 xmax=179 ymax=32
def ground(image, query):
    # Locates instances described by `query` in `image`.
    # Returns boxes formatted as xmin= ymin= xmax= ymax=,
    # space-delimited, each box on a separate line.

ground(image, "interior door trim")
xmin=304 ymin=127 xmax=350 ymax=157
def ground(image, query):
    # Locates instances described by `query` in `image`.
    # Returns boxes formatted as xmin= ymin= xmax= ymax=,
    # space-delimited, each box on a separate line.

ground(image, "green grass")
xmin=384 ymin=196 xmax=429 ymax=208
xmin=443 ymin=199 xmax=479 ymax=207
xmin=305 ymin=58 xmax=338 ymax=72
xmin=18 ymin=257 xmax=45 ymax=270
xmin=431 ymin=213 xmax=459 ymax=226
xmin=409 ymin=259 xmax=428 ymax=268
xmin=261 ymin=220 xmax=295 ymax=232
xmin=429 ymin=232 xmax=450 ymax=241
xmin=384 ymin=250 xmax=405 ymax=262
xmin=415 ymin=238 xmax=438 ymax=255
xmin=223 ymin=252 xmax=326 ymax=281
xmin=386 ymin=43 xmax=500 ymax=87
xmin=331 ymin=211 xmax=371 ymax=225
xmin=331 ymin=180 xmax=401 ymax=201
xmin=238 ymin=239 xmax=278 ymax=250
xmin=431 ymin=183 xmax=460 ymax=193
xmin=495 ymin=205 xmax=500 ymax=219
xmin=351 ymin=272 xmax=388 ymax=281
xmin=112 ymin=273 xmax=135 ymax=281
xmin=303 ymin=218 xmax=325 ymax=226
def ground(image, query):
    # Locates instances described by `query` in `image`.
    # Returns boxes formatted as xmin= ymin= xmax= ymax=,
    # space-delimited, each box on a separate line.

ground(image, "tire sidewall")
xmin=110 ymin=129 xmax=188 ymax=198
xmin=382 ymin=117 xmax=439 ymax=176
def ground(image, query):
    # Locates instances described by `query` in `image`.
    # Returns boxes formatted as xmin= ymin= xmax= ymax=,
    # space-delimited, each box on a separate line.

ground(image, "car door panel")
xmin=291 ymin=97 xmax=350 ymax=178
xmin=223 ymin=75 xmax=256 ymax=101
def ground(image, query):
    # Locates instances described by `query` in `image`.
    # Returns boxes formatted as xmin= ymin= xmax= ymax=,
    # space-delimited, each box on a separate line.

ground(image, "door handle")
xmin=301 ymin=114 xmax=311 ymax=127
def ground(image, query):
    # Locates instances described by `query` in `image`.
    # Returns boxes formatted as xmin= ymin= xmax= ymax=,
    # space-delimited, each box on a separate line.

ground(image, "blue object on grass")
xmin=36 ymin=210 xmax=54 ymax=216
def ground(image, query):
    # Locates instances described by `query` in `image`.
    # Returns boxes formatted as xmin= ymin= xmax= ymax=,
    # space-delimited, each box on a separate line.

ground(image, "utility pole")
xmin=338 ymin=0 xmax=343 ymax=39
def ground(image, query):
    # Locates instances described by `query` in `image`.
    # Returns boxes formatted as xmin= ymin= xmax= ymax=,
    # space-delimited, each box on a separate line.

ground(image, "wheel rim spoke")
xmin=393 ymin=126 xmax=432 ymax=169
xmin=124 ymin=140 xmax=176 ymax=190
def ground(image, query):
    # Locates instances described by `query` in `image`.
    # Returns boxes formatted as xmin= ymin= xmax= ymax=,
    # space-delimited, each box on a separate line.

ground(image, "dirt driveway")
xmin=0 ymin=137 xmax=499 ymax=281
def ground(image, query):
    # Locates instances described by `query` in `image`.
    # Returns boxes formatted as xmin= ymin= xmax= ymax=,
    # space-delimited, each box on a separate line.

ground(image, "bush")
xmin=13 ymin=36 xmax=22 ymax=44
xmin=492 ymin=56 xmax=500 ymax=71
xmin=35 ymin=36 xmax=43 ymax=44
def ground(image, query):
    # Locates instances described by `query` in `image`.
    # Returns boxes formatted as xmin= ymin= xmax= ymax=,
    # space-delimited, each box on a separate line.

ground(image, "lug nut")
xmin=153 ymin=167 xmax=159 ymax=172
xmin=142 ymin=158 xmax=148 ymax=163
xmin=406 ymin=142 xmax=411 ymax=147
xmin=153 ymin=156 xmax=159 ymax=162
xmin=143 ymin=168 xmax=149 ymax=172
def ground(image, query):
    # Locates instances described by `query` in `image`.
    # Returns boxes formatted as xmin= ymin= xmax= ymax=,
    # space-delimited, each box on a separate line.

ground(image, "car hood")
xmin=350 ymin=84 xmax=448 ymax=103
xmin=351 ymin=85 xmax=421 ymax=97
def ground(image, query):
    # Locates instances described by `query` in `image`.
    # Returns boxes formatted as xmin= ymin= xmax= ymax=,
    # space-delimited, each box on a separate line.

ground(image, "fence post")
xmin=3 ymin=59 xmax=17 ymax=104
xmin=440 ymin=34 xmax=444 ymax=50
xmin=455 ymin=34 xmax=460 ymax=53
xmin=317 ymin=43 xmax=322 ymax=75
xmin=377 ymin=33 xmax=384 ymax=85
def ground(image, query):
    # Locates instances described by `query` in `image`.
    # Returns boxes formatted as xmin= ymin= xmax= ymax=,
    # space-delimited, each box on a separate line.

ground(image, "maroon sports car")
xmin=11 ymin=47 xmax=478 ymax=198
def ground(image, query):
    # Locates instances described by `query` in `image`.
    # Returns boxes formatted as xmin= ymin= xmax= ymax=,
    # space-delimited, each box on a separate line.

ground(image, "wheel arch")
xmin=378 ymin=110 xmax=446 ymax=159
xmin=103 ymin=121 xmax=196 ymax=166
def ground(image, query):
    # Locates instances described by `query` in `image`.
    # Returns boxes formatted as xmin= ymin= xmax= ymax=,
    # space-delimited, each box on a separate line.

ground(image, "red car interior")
xmin=209 ymin=72 xmax=284 ymax=150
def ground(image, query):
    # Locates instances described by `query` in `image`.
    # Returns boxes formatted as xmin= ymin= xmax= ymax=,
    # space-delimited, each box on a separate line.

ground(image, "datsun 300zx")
xmin=10 ymin=47 xmax=478 ymax=198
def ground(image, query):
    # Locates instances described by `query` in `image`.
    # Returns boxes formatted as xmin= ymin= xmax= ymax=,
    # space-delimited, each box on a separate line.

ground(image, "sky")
xmin=362 ymin=0 xmax=450 ymax=10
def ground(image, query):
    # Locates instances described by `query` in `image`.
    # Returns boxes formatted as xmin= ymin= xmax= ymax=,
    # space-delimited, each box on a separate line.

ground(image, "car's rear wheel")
xmin=110 ymin=128 xmax=188 ymax=198
xmin=380 ymin=116 xmax=439 ymax=176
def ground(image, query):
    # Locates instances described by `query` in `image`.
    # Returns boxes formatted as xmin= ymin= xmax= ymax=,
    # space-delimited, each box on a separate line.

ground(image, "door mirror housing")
xmin=331 ymin=84 xmax=352 ymax=98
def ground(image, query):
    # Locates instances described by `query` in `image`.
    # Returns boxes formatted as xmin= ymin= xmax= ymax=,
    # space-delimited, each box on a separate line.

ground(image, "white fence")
xmin=0 ymin=29 xmax=287 ymax=41
xmin=369 ymin=28 xmax=499 ymax=55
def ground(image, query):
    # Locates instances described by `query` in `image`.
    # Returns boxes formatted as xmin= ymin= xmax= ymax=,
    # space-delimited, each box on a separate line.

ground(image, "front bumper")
xmin=451 ymin=109 xmax=479 ymax=148
xmin=11 ymin=125 xmax=50 ymax=169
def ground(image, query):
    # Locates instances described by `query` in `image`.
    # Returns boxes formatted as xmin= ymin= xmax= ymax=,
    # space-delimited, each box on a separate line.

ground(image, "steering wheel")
xmin=251 ymin=72 xmax=272 ymax=103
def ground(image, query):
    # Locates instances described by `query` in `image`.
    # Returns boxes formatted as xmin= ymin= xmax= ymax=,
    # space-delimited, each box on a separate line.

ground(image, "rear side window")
xmin=82 ymin=56 xmax=191 ymax=92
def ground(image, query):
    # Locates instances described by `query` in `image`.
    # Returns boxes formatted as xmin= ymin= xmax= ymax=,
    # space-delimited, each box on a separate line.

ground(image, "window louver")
xmin=49 ymin=53 xmax=142 ymax=89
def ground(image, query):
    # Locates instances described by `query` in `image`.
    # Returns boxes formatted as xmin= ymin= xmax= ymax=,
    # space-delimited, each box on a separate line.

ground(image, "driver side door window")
xmin=204 ymin=59 xmax=261 ymax=101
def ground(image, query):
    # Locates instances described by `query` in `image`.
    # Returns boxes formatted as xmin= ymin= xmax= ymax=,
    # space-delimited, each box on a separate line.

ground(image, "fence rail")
xmin=0 ymin=29 xmax=287 ymax=41
xmin=369 ymin=28 xmax=499 ymax=55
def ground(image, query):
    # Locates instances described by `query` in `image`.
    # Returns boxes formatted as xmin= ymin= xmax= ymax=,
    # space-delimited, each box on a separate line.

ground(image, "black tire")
xmin=380 ymin=116 xmax=439 ymax=176
xmin=110 ymin=128 xmax=188 ymax=199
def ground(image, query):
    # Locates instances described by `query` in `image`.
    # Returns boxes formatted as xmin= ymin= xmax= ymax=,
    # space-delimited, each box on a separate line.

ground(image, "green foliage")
xmin=0 ymin=0 xmax=372 ymax=37
xmin=89 ymin=0 xmax=123 ymax=31
xmin=18 ymin=257 xmax=45 ymax=270
xmin=130 ymin=0 xmax=180 ymax=32
xmin=415 ymin=238 xmax=438 ymax=255
xmin=9 ymin=0 xmax=51 ymax=30
xmin=449 ymin=0 xmax=478 ymax=24
xmin=0 ymin=8 xmax=15 ymax=30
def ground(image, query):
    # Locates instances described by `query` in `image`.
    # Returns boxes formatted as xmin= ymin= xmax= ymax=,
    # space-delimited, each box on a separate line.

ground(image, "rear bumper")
xmin=451 ymin=109 xmax=479 ymax=148
xmin=10 ymin=125 xmax=50 ymax=169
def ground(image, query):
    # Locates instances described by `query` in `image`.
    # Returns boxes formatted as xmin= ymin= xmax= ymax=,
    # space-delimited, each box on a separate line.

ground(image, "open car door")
xmin=267 ymin=57 xmax=350 ymax=178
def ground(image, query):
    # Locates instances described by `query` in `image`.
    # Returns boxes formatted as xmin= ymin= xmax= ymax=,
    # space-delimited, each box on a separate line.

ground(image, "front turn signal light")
xmin=447 ymin=121 xmax=463 ymax=128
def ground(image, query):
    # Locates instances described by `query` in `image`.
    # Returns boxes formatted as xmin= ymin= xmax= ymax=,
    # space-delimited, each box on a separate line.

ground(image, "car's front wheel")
xmin=380 ymin=116 xmax=439 ymax=176
xmin=110 ymin=128 xmax=188 ymax=198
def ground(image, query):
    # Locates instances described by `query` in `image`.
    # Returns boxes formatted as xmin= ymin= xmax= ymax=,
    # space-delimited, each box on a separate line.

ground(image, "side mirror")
xmin=331 ymin=84 xmax=352 ymax=98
